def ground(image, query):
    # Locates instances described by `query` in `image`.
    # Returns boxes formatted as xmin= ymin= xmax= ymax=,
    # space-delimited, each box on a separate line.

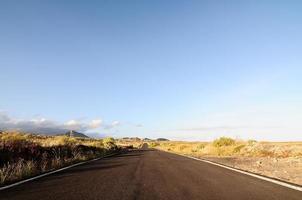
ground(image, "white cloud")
xmin=64 ymin=120 xmax=84 ymax=131
xmin=0 ymin=112 xmax=120 ymax=135
xmin=103 ymin=120 xmax=120 ymax=130
xmin=88 ymin=119 xmax=103 ymax=129
xmin=111 ymin=121 xmax=120 ymax=126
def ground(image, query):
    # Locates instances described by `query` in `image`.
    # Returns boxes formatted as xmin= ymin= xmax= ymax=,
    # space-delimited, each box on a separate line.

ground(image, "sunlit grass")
xmin=0 ymin=131 xmax=118 ymax=186
xmin=148 ymin=137 xmax=302 ymax=185
xmin=149 ymin=137 xmax=302 ymax=158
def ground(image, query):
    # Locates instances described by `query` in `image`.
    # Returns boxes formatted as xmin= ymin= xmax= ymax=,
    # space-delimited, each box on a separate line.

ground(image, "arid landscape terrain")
xmin=1 ymin=135 xmax=301 ymax=200
xmin=148 ymin=138 xmax=302 ymax=185
xmin=2 ymin=133 xmax=301 ymax=188
xmin=1 ymin=1 xmax=302 ymax=199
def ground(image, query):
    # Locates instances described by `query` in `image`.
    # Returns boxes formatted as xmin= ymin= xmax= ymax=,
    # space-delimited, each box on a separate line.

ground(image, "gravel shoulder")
xmin=202 ymin=156 xmax=302 ymax=185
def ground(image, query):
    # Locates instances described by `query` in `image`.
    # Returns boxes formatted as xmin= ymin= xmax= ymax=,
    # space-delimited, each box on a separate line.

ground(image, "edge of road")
xmin=0 ymin=152 xmax=118 ymax=191
xmin=2 ymin=147 xmax=301 ymax=193
xmin=158 ymin=149 xmax=302 ymax=192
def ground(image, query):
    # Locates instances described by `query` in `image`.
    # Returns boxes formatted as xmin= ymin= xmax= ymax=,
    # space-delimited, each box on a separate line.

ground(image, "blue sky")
xmin=1 ymin=0 xmax=302 ymax=141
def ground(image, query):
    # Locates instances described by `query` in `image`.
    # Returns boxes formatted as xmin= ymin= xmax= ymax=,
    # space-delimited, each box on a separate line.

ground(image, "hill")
xmin=156 ymin=138 xmax=169 ymax=141
xmin=60 ymin=130 xmax=89 ymax=138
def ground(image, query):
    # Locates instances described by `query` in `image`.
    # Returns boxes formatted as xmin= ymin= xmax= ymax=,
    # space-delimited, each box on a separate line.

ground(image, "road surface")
xmin=1 ymin=146 xmax=301 ymax=200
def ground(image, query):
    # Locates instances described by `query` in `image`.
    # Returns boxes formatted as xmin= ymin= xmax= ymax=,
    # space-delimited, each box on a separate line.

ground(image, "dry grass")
xmin=150 ymin=137 xmax=302 ymax=158
xmin=0 ymin=131 xmax=118 ymax=186
xmin=148 ymin=137 xmax=302 ymax=185
xmin=0 ymin=131 xmax=108 ymax=148
xmin=116 ymin=138 xmax=143 ymax=149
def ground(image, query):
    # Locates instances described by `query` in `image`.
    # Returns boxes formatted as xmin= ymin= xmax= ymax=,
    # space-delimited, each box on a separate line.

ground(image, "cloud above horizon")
xmin=0 ymin=112 xmax=119 ymax=135
xmin=103 ymin=120 xmax=120 ymax=130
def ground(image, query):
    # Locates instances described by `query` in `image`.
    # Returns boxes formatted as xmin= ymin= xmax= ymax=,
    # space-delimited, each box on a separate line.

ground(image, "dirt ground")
xmin=202 ymin=156 xmax=302 ymax=185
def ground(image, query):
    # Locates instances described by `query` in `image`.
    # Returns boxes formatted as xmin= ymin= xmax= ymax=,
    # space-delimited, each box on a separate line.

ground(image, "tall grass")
xmin=0 ymin=131 xmax=118 ymax=186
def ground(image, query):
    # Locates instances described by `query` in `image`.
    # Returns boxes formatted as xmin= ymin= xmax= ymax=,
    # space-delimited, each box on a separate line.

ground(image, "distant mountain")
xmin=60 ymin=130 xmax=89 ymax=138
xmin=156 ymin=138 xmax=169 ymax=141
xmin=120 ymin=137 xmax=141 ymax=141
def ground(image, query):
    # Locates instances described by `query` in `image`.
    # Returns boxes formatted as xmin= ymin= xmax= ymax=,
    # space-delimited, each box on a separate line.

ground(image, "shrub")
xmin=177 ymin=145 xmax=187 ymax=151
xmin=247 ymin=139 xmax=257 ymax=145
xmin=233 ymin=144 xmax=246 ymax=153
xmin=213 ymin=137 xmax=235 ymax=147
xmin=103 ymin=137 xmax=117 ymax=150
xmin=197 ymin=143 xmax=206 ymax=150
xmin=149 ymin=142 xmax=159 ymax=148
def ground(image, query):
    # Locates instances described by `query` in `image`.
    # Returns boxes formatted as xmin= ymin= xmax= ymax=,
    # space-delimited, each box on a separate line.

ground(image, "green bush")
xmin=213 ymin=137 xmax=235 ymax=147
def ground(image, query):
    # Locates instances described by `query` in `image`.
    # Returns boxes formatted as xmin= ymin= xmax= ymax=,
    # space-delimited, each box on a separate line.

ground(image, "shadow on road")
xmin=34 ymin=150 xmax=143 ymax=183
xmin=114 ymin=153 xmax=143 ymax=158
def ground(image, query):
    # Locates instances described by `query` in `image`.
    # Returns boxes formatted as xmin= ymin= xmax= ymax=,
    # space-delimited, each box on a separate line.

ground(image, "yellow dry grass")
xmin=0 ymin=131 xmax=117 ymax=185
xmin=149 ymin=137 xmax=302 ymax=158
xmin=0 ymin=131 xmax=109 ymax=148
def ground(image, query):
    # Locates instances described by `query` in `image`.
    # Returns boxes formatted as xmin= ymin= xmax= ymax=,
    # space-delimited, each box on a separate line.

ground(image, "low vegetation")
xmin=149 ymin=137 xmax=302 ymax=158
xmin=148 ymin=137 xmax=302 ymax=185
xmin=116 ymin=137 xmax=144 ymax=149
xmin=0 ymin=131 xmax=118 ymax=186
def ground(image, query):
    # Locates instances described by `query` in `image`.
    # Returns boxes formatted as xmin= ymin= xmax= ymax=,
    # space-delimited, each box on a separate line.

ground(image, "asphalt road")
xmin=1 ymin=146 xmax=301 ymax=200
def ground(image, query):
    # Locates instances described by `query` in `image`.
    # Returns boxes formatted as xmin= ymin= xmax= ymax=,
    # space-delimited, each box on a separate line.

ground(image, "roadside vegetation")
xmin=149 ymin=137 xmax=302 ymax=157
xmin=116 ymin=137 xmax=145 ymax=149
xmin=0 ymin=131 xmax=118 ymax=186
xmin=148 ymin=137 xmax=302 ymax=185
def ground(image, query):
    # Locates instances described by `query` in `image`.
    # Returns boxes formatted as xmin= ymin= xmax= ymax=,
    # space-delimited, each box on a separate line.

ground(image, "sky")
xmin=0 ymin=0 xmax=302 ymax=141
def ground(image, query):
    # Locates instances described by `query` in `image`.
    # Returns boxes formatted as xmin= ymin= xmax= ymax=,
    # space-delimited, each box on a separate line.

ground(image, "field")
xmin=0 ymin=131 xmax=118 ymax=186
xmin=148 ymin=137 xmax=302 ymax=185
